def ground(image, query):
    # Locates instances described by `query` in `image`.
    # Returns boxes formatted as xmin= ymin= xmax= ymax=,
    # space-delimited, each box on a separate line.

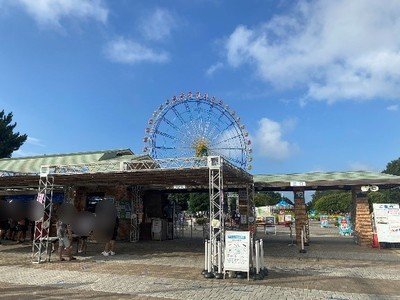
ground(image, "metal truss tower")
xmin=206 ymin=156 xmax=225 ymax=278
xmin=32 ymin=169 xmax=54 ymax=263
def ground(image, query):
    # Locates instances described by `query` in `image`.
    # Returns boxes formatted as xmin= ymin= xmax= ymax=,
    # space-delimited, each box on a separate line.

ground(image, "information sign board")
xmin=224 ymin=231 xmax=250 ymax=273
xmin=290 ymin=181 xmax=306 ymax=187
xmin=373 ymin=203 xmax=400 ymax=243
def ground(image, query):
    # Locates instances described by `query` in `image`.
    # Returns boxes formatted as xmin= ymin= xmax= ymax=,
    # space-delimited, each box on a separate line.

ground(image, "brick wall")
xmin=294 ymin=189 xmax=308 ymax=245
xmin=352 ymin=189 xmax=372 ymax=246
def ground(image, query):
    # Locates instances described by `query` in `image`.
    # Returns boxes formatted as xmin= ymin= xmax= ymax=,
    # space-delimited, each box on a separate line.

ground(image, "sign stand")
xmin=224 ymin=231 xmax=251 ymax=281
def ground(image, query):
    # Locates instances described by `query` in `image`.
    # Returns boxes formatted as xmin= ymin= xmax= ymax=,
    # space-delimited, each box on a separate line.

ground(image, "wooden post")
xmin=352 ymin=187 xmax=373 ymax=246
xmin=238 ymin=189 xmax=248 ymax=230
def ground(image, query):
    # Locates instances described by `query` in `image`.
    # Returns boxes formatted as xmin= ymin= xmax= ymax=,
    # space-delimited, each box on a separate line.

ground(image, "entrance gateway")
xmin=1 ymin=92 xmax=400 ymax=278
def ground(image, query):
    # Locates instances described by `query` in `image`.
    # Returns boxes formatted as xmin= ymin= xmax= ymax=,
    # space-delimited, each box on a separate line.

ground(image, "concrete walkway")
xmin=0 ymin=221 xmax=399 ymax=299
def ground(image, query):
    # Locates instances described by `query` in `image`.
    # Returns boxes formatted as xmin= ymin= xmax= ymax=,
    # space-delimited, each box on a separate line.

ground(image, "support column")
xmin=64 ymin=185 xmax=76 ymax=204
xmin=238 ymin=189 xmax=248 ymax=229
xmin=352 ymin=187 xmax=373 ymax=246
xmin=236 ymin=184 xmax=255 ymax=230
xmin=74 ymin=187 xmax=87 ymax=211
xmin=130 ymin=186 xmax=143 ymax=242
xmin=206 ymin=156 xmax=224 ymax=279
xmin=114 ymin=184 xmax=128 ymax=201
xmin=247 ymin=184 xmax=255 ymax=231
xmin=294 ymin=188 xmax=307 ymax=246
xmin=113 ymin=184 xmax=129 ymax=240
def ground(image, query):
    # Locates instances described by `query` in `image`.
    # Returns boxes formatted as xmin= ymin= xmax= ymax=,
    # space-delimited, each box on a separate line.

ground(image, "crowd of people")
xmin=0 ymin=202 xmax=120 ymax=262
xmin=0 ymin=218 xmax=34 ymax=244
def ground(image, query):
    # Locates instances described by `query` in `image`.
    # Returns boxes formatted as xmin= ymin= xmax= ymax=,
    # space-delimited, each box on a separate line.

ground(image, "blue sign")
xmin=5 ymin=193 xmax=64 ymax=203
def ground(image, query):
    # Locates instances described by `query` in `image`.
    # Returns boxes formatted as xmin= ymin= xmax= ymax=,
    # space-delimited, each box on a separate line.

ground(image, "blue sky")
xmin=1 ymin=0 xmax=400 ymax=175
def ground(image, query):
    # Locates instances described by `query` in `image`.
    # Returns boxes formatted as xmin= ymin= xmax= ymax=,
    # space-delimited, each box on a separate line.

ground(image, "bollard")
xmin=288 ymin=224 xmax=294 ymax=246
xmin=215 ymin=241 xmax=223 ymax=279
xmin=260 ymin=239 xmax=268 ymax=276
xmin=250 ymin=236 xmax=255 ymax=269
xmin=303 ymin=225 xmax=309 ymax=246
xmin=255 ymin=240 xmax=260 ymax=274
xmin=204 ymin=240 xmax=214 ymax=278
xmin=259 ymin=239 xmax=264 ymax=270
xmin=209 ymin=240 xmax=213 ymax=271
xmin=253 ymin=240 xmax=263 ymax=280
xmin=299 ymin=229 xmax=307 ymax=253
xmin=202 ymin=240 xmax=208 ymax=275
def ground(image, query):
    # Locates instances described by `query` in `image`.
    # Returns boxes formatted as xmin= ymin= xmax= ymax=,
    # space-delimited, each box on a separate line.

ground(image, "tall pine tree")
xmin=0 ymin=110 xmax=27 ymax=158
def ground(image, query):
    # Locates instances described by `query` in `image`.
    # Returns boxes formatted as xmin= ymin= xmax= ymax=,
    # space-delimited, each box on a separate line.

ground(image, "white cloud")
xmin=387 ymin=104 xmax=398 ymax=111
xmin=139 ymin=8 xmax=176 ymax=42
xmin=6 ymin=0 xmax=108 ymax=28
xmin=254 ymin=117 xmax=295 ymax=161
xmin=104 ymin=37 xmax=169 ymax=64
xmin=206 ymin=62 xmax=223 ymax=76
xmin=26 ymin=136 xmax=45 ymax=147
xmin=225 ymin=0 xmax=400 ymax=103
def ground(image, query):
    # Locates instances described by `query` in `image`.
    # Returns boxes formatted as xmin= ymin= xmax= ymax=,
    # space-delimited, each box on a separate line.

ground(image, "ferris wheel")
xmin=143 ymin=92 xmax=252 ymax=170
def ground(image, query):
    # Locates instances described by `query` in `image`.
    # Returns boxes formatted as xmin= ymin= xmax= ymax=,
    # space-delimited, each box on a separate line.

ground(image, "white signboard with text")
xmin=373 ymin=203 xmax=400 ymax=243
xmin=224 ymin=231 xmax=250 ymax=273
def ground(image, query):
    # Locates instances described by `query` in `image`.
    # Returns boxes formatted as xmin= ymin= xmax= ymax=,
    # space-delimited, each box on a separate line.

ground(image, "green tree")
xmin=254 ymin=192 xmax=285 ymax=207
xmin=0 ymin=110 xmax=27 ymax=158
xmin=383 ymin=158 xmax=400 ymax=175
xmin=188 ymin=193 xmax=209 ymax=213
xmin=366 ymin=158 xmax=400 ymax=206
xmin=311 ymin=190 xmax=352 ymax=213
xmin=368 ymin=189 xmax=400 ymax=205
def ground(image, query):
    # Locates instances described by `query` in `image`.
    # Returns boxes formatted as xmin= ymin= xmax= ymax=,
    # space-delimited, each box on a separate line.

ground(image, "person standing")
xmin=56 ymin=220 xmax=76 ymax=261
xmin=16 ymin=218 xmax=28 ymax=243
xmin=102 ymin=216 xmax=119 ymax=256
xmin=0 ymin=219 xmax=9 ymax=244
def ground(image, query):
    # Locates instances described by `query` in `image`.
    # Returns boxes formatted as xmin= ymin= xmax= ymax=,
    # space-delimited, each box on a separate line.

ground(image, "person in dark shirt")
xmin=102 ymin=216 xmax=119 ymax=256
xmin=0 ymin=219 xmax=9 ymax=244
xmin=16 ymin=218 xmax=29 ymax=243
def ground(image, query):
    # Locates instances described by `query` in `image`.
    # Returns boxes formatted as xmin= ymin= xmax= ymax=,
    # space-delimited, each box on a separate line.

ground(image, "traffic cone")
xmin=372 ymin=233 xmax=379 ymax=248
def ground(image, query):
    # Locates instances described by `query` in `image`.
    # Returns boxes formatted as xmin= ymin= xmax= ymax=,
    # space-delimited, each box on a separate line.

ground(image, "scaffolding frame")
xmin=32 ymin=171 xmax=54 ymax=263
xmin=40 ymin=157 xmax=209 ymax=175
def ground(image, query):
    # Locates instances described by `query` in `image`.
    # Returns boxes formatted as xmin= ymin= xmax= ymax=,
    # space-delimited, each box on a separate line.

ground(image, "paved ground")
xmin=0 ymin=221 xmax=399 ymax=299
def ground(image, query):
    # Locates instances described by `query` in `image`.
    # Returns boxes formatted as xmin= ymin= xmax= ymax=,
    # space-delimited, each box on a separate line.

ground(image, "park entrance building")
xmin=0 ymin=149 xmax=254 ymax=267
xmin=254 ymin=171 xmax=400 ymax=246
